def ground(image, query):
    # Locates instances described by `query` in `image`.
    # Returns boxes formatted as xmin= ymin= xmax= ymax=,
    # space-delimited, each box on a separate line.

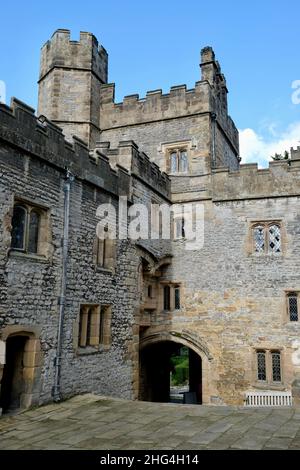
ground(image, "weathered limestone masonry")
xmin=38 ymin=29 xmax=108 ymax=148
xmin=1 ymin=28 xmax=300 ymax=411
xmin=0 ymin=95 xmax=170 ymax=413
xmin=99 ymin=47 xmax=239 ymax=175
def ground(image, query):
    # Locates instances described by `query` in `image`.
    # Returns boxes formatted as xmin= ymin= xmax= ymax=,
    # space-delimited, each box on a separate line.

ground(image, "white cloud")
xmin=239 ymin=121 xmax=300 ymax=167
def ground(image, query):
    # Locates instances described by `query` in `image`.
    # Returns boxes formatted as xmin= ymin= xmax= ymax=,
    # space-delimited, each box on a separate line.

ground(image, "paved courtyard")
xmin=1 ymin=394 xmax=300 ymax=450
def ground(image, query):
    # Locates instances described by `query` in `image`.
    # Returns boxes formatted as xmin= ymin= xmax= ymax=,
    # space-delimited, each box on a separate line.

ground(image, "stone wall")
xmin=0 ymin=98 xmax=149 ymax=406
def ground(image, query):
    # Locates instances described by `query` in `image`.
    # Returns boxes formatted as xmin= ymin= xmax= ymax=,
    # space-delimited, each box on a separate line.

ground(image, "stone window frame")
xmin=285 ymin=290 xmax=300 ymax=323
xmin=249 ymin=220 xmax=283 ymax=256
xmin=168 ymin=148 xmax=188 ymax=174
xmin=9 ymin=197 xmax=50 ymax=259
xmin=160 ymin=282 xmax=182 ymax=312
xmin=93 ymin=234 xmax=116 ymax=273
xmin=76 ymin=304 xmax=112 ymax=354
xmin=253 ymin=348 xmax=284 ymax=388
xmin=160 ymin=141 xmax=193 ymax=174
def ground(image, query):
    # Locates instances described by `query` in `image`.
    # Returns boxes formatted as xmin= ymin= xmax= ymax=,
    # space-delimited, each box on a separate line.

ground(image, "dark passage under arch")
xmin=0 ymin=336 xmax=27 ymax=413
xmin=139 ymin=341 xmax=202 ymax=404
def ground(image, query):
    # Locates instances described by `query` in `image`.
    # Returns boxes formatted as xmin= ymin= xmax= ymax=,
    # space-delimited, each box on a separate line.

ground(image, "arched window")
xmin=252 ymin=222 xmax=282 ymax=254
xmin=268 ymin=224 xmax=281 ymax=253
xmin=11 ymin=205 xmax=27 ymax=250
xmin=10 ymin=201 xmax=45 ymax=255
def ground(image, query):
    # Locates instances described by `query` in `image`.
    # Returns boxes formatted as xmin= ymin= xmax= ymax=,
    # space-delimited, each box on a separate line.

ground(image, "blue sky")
xmin=0 ymin=0 xmax=299 ymax=165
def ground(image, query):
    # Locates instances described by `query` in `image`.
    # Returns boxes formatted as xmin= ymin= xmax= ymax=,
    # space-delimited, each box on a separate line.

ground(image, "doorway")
xmin=139 ymin=341 xmax=202 ymax=404
xmin=0 ymin=336 xmax=27 ymax=413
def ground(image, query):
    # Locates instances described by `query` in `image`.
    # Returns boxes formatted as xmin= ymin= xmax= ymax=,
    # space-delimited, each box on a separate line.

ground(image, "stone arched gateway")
xmin=138 ymin=329 xmax=213 ymax=405
xmin=0 ymin=325 xmax=42 ymax=414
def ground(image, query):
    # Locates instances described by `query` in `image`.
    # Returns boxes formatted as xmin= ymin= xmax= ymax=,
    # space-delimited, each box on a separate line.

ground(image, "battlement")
xmin=0 ymin=98 xmax=130 ymax=197
xmin=291 ymin=146 xmax=300 ymax=160
xmin=39 ymin=29 xmax=108 ymax=84
xmin=212 ymin=159 xmax=300 ymax=201
xmin=101 ymin=80 xmax=217 ymax=126
xmin=95 ymin=140 xmax=171 ymax=199
xmin=100 ymin=81 xmax=210 ymax=125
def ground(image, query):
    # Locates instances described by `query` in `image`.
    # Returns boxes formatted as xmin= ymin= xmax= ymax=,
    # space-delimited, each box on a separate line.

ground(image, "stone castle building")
xmin=0 ymin=29 xmax=300 ymax=413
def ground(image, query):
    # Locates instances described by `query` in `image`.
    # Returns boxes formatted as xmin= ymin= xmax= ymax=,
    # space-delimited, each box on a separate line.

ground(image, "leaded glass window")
xmin=271 ymin=352 xmax=281 ymax=382
xmin=288 ymin=293 xmax=298 ymax=322
xmin=269 ymin=224 xmax=281 ymax=253
xmin=174 ymin=287 xmax=181 ymax=310
xmin=253 ymin=226 xmax=265 ymax=252
xmin=252 ymin=222 xmax=282 ymax=254
xmin=257 ymin=351 xmax=266 ymax=381
xmin=11 ymin=205 xmax=27 ymax=250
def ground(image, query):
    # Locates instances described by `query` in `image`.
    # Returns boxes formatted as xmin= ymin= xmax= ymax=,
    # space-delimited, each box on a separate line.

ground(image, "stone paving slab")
xmin=1 ymin=394 xmax=300 ymax=450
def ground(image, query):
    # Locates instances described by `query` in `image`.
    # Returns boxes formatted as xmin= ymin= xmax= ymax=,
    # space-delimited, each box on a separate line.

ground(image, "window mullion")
xmin=264 ymin=225 xmax=268 ymax=253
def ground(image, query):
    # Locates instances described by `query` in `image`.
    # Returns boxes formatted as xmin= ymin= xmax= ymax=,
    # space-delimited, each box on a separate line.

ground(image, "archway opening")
xmin=0 ymin=336 xmax=27 ymax=413
xmin=139 ymin=341 xmax=202 ymax=404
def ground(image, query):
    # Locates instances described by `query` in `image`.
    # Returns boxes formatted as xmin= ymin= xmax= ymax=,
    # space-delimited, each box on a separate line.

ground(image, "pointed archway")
xmin=139 ymin=341 xmax=202 ymax=404
xmin=139 ymin=331 xmax=212 ymax=404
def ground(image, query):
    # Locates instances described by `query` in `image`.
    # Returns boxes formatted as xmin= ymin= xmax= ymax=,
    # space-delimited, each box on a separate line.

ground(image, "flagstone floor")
xmin=1 ymin=394 xmax=300 ymax=450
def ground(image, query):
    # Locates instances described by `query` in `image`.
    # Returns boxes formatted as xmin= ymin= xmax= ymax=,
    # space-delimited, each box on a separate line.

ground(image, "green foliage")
xmin=170 ymin=354 xmax=189 ymax=386
xmin=271 ymin=150 xmax=290 ymax=161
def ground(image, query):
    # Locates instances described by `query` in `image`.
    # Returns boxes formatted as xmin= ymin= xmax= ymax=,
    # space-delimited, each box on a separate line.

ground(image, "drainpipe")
xmin=53 ymin=169 xmax=74 ymax=402
xmin=211 ymin=112 xmax=217 ymax=169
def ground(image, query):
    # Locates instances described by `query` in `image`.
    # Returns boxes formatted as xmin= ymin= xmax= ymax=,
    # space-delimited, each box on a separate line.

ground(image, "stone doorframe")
xmin=136 ymin=329 xmax=214 ymax=404
xmin=0 ymin=325 xmax=42 ymax=413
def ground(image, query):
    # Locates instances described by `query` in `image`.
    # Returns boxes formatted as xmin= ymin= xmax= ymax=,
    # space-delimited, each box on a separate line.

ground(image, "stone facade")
xmin=0 ymin=29 xmax=300 ymax=412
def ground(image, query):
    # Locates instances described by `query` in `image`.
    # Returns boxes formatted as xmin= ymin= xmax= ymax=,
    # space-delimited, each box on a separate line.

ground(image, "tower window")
xmin=169 ymin=149 xmax=188 ymax=173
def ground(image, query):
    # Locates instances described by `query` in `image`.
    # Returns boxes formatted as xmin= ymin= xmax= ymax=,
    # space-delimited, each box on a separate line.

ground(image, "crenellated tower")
xmin=38 ymin=29 xmax=108 ymax=147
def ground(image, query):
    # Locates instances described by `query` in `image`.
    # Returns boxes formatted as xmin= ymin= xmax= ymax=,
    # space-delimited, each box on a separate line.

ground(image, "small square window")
xmin=78 ymin=304 xmax=111 ymax=348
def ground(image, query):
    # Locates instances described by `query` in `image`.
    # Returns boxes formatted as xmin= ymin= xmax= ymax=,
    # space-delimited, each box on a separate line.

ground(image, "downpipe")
xmin=53 ymin=169 xmax=74 ymax=402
